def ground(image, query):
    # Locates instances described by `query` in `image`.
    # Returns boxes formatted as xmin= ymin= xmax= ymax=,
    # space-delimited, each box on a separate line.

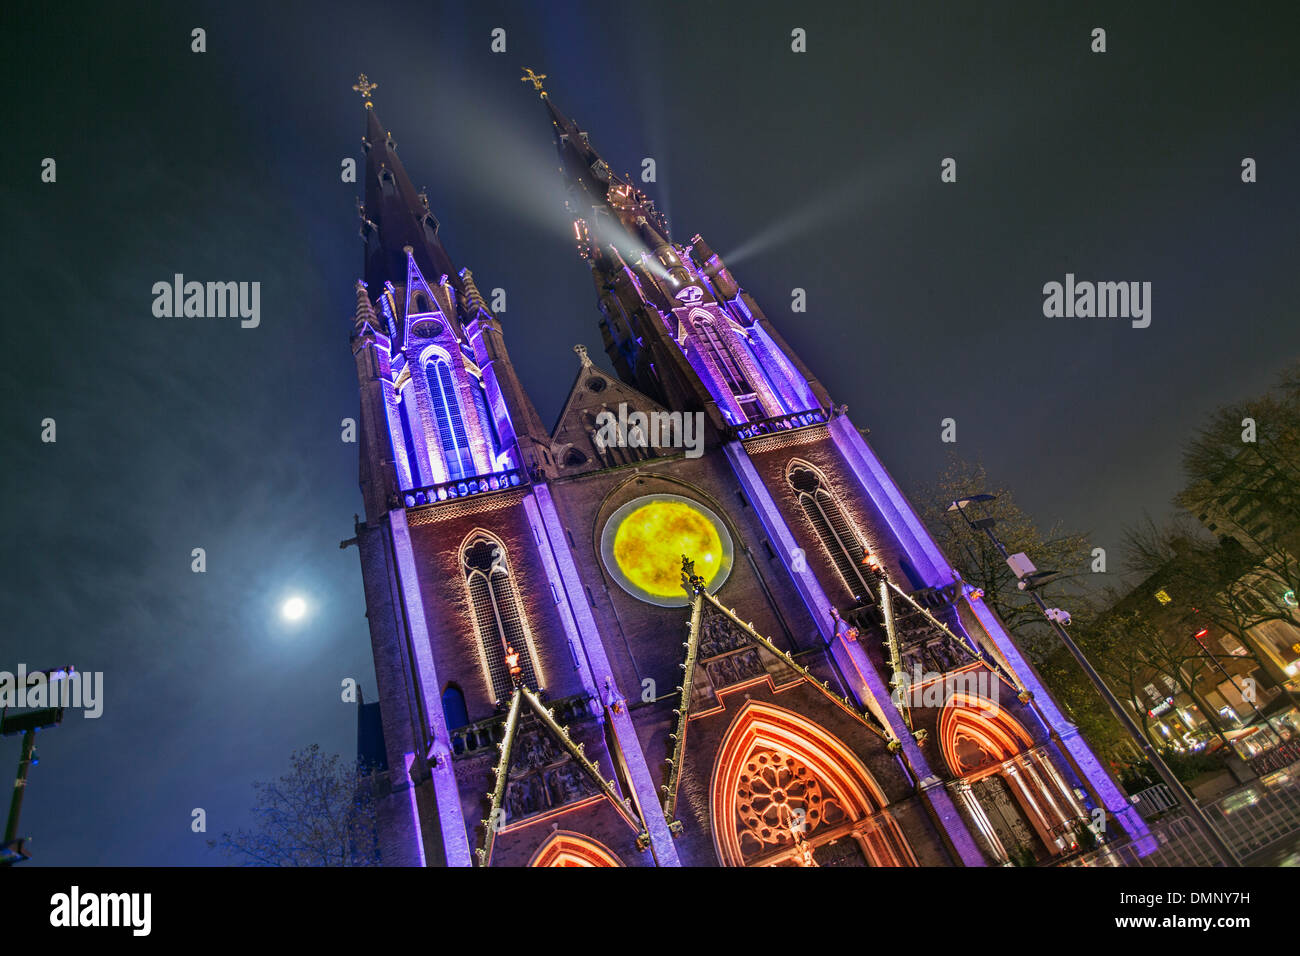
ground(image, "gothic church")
xmin=345 ymin=72 xmax=1146 ymax=867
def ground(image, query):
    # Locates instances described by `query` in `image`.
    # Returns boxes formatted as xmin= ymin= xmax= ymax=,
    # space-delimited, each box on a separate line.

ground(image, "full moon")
xmin=281 ymin=596 xmax=307 ymax=621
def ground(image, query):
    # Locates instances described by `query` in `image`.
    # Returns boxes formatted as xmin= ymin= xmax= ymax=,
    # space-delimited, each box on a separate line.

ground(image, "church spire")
xmin=526 ymin=72 xmax=832 ymax=426
xmin=523 ymin=69 xmax=672 ymax=259
xmin=349 ymin=75 xmax=553 ymax=488
xmin=357 ymin=76 xmax=458 ymax=294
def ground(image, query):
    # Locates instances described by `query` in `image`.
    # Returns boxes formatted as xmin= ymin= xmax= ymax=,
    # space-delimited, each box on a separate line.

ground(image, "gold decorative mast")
xmin=659 ymin=557 xmax=894 ymax=829
xmin=476 ymin=680 xmax=647 ymax=866
xmin=351 ymin=72 xmax=379 ymax=109
xmin=520 ymin=67 xmax=547 ymax=97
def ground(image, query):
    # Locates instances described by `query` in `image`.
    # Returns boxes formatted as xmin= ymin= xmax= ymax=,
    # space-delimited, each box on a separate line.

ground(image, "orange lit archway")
xmin=710 ymin=700 xmax=916 ymax=867
xmin=938 ymin=693 xmax=1088 ymax=862
xmin=528 ymin=831 xmax=623 ymax=867
xmin=937 ymin=692 xmax=1035 ymax=777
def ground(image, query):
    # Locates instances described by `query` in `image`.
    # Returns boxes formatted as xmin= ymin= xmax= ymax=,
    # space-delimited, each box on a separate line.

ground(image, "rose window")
xmin=736 ymin=749 xmax=838 ymax=851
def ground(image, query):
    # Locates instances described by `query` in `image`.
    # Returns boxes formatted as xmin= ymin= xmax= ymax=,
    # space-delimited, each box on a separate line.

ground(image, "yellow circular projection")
xmin=601 ymin=494 xmax=734 ymax=607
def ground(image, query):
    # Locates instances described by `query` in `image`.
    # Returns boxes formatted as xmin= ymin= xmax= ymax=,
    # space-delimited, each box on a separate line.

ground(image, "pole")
xmin=1193 ymin=636 xmax=1287 ymax=745
xmin=2 ymin=729 xmax=36 ymax=861
xmin=953 ymin=501 xmax=1241 ymax=866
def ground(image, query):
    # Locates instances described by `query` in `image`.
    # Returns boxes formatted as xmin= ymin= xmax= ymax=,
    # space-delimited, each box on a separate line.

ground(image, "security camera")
xmin=1045 ymin=607 xmax=1072 ymax=627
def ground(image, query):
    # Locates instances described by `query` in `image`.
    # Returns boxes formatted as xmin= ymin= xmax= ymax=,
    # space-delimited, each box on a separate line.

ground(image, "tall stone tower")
xmin=346 ymin=73 xmax=1146 ymax=867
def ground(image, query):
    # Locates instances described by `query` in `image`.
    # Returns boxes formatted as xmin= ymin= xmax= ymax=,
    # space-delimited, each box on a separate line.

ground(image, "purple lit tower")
xmin=345 ymin=72 xmax=1145 ymax=868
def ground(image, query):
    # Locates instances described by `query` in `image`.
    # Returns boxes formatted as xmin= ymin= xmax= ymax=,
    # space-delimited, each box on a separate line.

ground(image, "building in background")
xmin=1107 ymin=554 xmax=1300 ymax=773
xmin=1184 ymin=443 xmax=1300 ymax=700
xmin=341 ymin=74 xmax=1146 ymax=867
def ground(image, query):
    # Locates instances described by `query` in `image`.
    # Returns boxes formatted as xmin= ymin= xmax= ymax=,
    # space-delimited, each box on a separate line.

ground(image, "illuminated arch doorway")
xmin=528 ymin=831 xmax=623 ymax=867
xmin=710 ymin=701 xmax=916 ymax=867
xmin=939 ymin=693 xmax=1089 ymax=862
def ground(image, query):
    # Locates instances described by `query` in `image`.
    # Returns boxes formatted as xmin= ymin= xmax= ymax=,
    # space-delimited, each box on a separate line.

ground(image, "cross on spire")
xmin=520 ymin=68 xmax=547 ymax=96
xmin=352 ymin=72 xmax=378 ymax=108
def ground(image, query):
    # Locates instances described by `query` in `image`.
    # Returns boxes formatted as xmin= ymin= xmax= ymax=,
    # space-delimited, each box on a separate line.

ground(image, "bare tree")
xmin=919 ymin=453 xmax=1089 ymax=661
xmin=1086 ymin=606 xmax=1234 ymax=748
xmin=1176 ymin=361 xmax=1300 ymax=602
xmin=208 ymin=744 xmax=381 ymax=866
xmin=1124 ymin=514 xmax=1299 ymax=695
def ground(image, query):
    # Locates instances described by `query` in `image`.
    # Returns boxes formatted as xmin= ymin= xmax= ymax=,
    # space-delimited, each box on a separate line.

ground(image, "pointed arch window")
xmin=410 ymin=290 xmax=433 ymax=315
xmin=787 ymin=462 xmax=873 ymax=599
xmin=441 ymin=683 xmax=469 ymax=731
xmin=462 ymin=535 xmax=540 ymax=703
xmin=426 ymin=356 xmax=476 ymax=480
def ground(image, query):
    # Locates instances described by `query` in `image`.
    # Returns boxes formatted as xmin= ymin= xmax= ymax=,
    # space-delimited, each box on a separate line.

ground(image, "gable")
xmin=550 ymin=351 xmax=671 ymax=475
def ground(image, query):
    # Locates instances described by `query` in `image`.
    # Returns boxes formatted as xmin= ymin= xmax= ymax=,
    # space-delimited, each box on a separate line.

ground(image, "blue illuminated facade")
xmin=344 ymin=74 xmax=1146 ymax=869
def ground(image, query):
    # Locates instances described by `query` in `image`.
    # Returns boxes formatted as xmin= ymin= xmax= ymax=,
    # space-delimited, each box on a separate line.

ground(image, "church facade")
xmin=344 ymin=73 xmax=1146 ymax=867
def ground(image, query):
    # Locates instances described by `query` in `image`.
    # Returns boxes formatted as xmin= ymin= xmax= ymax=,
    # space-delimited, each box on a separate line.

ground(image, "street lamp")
xmin=947 ymin=495 xmax=1241 ymax=866
xmin=1 ymin=665 xmax=74 ymax=866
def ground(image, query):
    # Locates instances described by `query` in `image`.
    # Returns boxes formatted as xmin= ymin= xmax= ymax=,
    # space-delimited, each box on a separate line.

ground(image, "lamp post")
xmin=1 ymin=666 xmax=73 ymax=866
xmin=947 ymin=495 xmax=1241 ymax=867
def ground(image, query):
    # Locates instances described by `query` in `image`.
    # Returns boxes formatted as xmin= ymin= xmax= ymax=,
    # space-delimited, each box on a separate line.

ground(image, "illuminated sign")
xmin=1148 ymin=696 xmax=1175 ymax=718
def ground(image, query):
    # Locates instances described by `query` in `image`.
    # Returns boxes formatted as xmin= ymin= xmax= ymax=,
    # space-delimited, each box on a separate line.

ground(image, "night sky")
xmin=3 ymin=1 xmax=1297 ymax=865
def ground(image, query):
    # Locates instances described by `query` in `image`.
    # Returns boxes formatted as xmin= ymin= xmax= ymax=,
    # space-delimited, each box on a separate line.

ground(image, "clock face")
xmin=408 ymin=318 xmax=444 ymax=339
xmin=600 ymin=494 xmax=733 ymax=607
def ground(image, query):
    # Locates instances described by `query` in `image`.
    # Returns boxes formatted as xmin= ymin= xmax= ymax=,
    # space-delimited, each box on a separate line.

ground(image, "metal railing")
xmin=732 ymin=408 xmax=828 ymax=441
xmin=1207 ymin=768 xmax=1300 ymax=858
xmin=1062 ymin=761 xmax=1300 ymax=866
xmin=1063 ymin=814 xmax=1228 ymax=867
xmin=1131 ymin=783 xmax=1179 ymax=818
xmin=449 ymin=694 xmax=591 ymax=758
xmin=395 ymin=467 xmax=528 ymax=509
